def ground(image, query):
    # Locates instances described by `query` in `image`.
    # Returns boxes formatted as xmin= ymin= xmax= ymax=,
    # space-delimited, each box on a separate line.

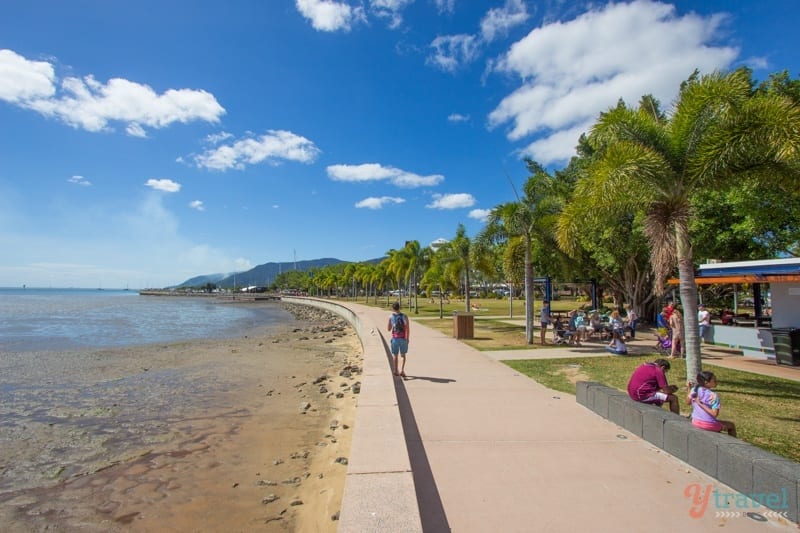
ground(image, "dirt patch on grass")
xmin=555 ymin=364 xmax=590 ymax=385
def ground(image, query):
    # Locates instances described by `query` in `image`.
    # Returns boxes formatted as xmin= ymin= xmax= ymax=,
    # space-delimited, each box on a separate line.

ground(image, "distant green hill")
xmin=175 ymin=257 xmax=382 ymax=289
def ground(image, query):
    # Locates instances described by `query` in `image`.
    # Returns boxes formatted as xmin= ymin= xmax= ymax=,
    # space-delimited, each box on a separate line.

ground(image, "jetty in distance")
xmin=139 ymin=289 xmax=281 ymax=302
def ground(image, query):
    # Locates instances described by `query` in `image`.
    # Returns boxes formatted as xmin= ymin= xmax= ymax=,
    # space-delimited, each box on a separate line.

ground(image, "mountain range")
xmin=175 ymin=257 xmax=381 ymax=289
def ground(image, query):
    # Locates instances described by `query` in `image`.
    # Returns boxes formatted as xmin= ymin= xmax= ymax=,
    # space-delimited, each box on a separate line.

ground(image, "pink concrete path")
xmin=346 ymin=302 xmax=796 ymax=532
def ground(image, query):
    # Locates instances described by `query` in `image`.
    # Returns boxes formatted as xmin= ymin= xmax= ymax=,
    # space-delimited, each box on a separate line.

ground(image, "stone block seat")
xmin=577 ymin=381 xmax=800 ymax=523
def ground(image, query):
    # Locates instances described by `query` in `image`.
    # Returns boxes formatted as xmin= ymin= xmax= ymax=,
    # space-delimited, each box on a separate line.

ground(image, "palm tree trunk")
xmin=676 ymin=224 xmax=702 ymax=382
xmin=464 ymin=271 xmax=471 ymax=312
xmin=524 ymin=238 xmax=535 ymax=344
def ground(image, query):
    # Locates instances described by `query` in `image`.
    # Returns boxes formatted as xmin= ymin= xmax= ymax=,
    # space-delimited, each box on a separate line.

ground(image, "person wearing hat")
xmin=698 ymin=304 xmax=711 ymax=344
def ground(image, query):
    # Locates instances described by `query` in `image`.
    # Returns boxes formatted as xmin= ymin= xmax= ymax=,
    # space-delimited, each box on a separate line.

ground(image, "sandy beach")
xmin=0 ymin=303 xmax=361 ymax=532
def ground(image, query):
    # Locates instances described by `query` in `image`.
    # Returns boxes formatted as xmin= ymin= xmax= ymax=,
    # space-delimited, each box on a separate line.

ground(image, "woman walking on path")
xmin=387 ymin=302 xmax=410 ymax=378
xmin=669 ymin=308 xmax=685 ymax=358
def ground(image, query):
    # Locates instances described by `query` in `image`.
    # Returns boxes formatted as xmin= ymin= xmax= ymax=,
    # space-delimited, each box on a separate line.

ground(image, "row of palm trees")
xmin=293 ymin=69 xmax=800 ymax=382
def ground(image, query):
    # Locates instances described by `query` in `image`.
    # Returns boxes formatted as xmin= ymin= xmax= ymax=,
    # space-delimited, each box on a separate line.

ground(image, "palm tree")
xmin=420 ymin=252 xmax=451 ymax=318
xmin=576 ymin=68 xmax=800 ymax=380
xmin=478 ymin=162 xmax=562 ymax=344
xmin=439 ymin=224 xmax=475 ymax=311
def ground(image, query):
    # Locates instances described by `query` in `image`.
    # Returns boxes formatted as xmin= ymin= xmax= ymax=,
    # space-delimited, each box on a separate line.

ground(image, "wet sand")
xmin=0 ymin=304 xmax=361 ymax=531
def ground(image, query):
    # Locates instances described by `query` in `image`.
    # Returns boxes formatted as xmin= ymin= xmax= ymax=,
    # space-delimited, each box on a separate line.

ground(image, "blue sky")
xmin=1 ymin=0 xmax=798 ymax=289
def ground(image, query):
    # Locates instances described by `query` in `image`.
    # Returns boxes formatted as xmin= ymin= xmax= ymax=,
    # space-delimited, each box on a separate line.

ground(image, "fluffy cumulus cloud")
xmin=295 ymin=0 xmax=366 ymax=32
xmin=468 ymin=208 xmax=491 ymax=222
xmin=0 ymin=49 xmax=55 ymax=102
xmin=189 ymin=200 xmax=205 ymax=211
xmin=427 ymin=193 xmax=475 ymax=209
xmin=193 ymin=130 xmax=321 ymax=171
xmin=489 ymin=0 xmax=738 ymax=164
xmin=355 ymin=196 xmax=406 ymax=209
xmin=145 ymin=178 xmax=181 ymax=193
xmin=327 ymin=163 xmax=444 ymax=188
xmin=0 ymin=49 xmax=225 ymax=136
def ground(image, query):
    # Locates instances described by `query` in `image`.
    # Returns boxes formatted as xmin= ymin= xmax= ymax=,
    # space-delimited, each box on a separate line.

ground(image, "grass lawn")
xmin=503 ymin=354 xmax=800 ymax=463
xmin=349 ymin=295 xmax=586 ymax=320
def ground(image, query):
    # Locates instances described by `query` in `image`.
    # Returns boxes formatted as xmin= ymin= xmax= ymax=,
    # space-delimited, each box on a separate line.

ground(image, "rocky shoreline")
xmin=0 ymin=302 xmax=361 ymax=531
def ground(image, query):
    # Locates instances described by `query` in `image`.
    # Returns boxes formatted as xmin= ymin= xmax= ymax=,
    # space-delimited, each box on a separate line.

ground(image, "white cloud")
xmin=67 ymin=175 xmax=91 ymax=186
xmin=489 ymin=0 xmax=738 ymax=164
xmin=355 ymin=196 xmax=406 ymax=209
xmin=194 ymin=130 xmax=321 ymax=171
xmin=125 ymin=123 xmax=147 ymax=138
xmin=327 ymin=163 xmax=444 ymax=187
xmin=189 ymin=200 xmax=205 ymax=211
xmin=205 ymin=131 xmax=234 ymax=145
xmin=448 ymin=113 xmax=470 ymax=123
xmin=0 ymin=49 xmax=55 ymax=103
xmin=480 ymin=0 xmax=529 ymax=42
xmin=468 ymin=208 xmax=491 ymax=222
xmin=371 ymin=0 xmax=413 ymax=28
xmin=427 ymin=34 xmax=481 ymax=72
xmin=427 ymin=193 xmax=475 ymax=209
xmin=0 ymin=49 xmax=225 ymax=135
xmin=295 ymin=0 xmax=366 ymax=32
xmin=145 ymin=179 xmax=181 ymax=193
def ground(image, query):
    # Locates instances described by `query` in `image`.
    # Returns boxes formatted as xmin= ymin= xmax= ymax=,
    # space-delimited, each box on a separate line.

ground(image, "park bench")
xmin=576 ymin=381 xmax=799 ymax=522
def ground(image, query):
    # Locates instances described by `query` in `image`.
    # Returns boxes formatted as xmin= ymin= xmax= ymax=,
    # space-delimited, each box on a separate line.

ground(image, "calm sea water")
xmin=0 ymin=288 xmax=292 ymax=352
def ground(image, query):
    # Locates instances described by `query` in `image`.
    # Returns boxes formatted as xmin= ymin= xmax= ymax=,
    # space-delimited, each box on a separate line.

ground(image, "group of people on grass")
xmin=540 ymin=301 xmax=637 ymax=355
xmin=627 ymin=358 xmax=736 ymax=437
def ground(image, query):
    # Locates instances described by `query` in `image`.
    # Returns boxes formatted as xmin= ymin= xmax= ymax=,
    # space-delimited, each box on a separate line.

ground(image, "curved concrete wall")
xmin=283 ymin=297 xmax=423 ymax=532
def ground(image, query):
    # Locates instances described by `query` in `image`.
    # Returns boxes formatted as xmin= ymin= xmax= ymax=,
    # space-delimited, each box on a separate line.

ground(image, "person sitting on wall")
xmin=627 ymin=359 xmax=680 ymax=414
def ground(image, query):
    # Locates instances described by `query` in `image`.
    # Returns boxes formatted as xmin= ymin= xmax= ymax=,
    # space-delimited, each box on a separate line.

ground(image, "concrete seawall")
xmin=283 ymin=297 xmax=423 ymax=532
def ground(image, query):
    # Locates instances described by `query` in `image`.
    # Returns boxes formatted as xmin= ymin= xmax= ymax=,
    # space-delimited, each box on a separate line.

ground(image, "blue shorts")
xmin=391 ymin=337 xmax=408 ymax=356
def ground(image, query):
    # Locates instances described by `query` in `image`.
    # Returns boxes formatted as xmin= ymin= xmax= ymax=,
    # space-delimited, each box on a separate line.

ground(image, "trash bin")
xmin=453 ymin=312 xmax=474 ymax=339
xmin=770 ymin=327 xmax=800 ymax=366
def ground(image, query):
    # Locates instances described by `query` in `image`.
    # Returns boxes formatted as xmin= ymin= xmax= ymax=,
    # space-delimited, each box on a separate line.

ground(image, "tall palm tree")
xmin=578 ymin=68 xmax=800 ymax=380
xmin=478 ymin=162 xmax=562 ymax=344
xmin=439 ymin=224 xmax=475 ymax=311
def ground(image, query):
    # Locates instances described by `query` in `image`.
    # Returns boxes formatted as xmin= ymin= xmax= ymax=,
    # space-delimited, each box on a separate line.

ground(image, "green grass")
xmin=344 ymin=295 xmax=588 ymax=318
xmin=504 ymin=355 xmax=800 ymax=463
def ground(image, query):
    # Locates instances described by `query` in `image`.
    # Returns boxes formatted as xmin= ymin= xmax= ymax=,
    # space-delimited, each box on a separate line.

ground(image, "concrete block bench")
xmin=577 ymin=381 xmax=799 ymax=523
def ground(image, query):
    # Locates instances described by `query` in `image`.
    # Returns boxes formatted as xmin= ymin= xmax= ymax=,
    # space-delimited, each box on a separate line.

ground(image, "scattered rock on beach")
xmin=334 ymin=457 xmax=348 ymax=465
xmin=262 ymin=494 xmax=279 ymax=504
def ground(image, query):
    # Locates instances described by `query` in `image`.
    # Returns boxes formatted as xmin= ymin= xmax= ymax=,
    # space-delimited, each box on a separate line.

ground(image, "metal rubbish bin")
xmin=771 ymin=327 xmax=800 ymax=366
xmin=453 ymin=312 xmax=474 ymax=339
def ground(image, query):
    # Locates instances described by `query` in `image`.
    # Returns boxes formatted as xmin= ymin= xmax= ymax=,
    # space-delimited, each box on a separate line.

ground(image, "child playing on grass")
xmin=687 ymin=371 xmax=737 ymax=437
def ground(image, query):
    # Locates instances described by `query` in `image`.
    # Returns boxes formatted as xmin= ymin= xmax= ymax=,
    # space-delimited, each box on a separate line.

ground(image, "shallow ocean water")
xmin=0 ymin=288 xmax=291 ymax=352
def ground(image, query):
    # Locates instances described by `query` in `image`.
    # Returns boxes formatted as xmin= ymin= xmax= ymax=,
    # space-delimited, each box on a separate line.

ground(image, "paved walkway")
xmin=346 ymin=302 xmax=797 ymax=532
